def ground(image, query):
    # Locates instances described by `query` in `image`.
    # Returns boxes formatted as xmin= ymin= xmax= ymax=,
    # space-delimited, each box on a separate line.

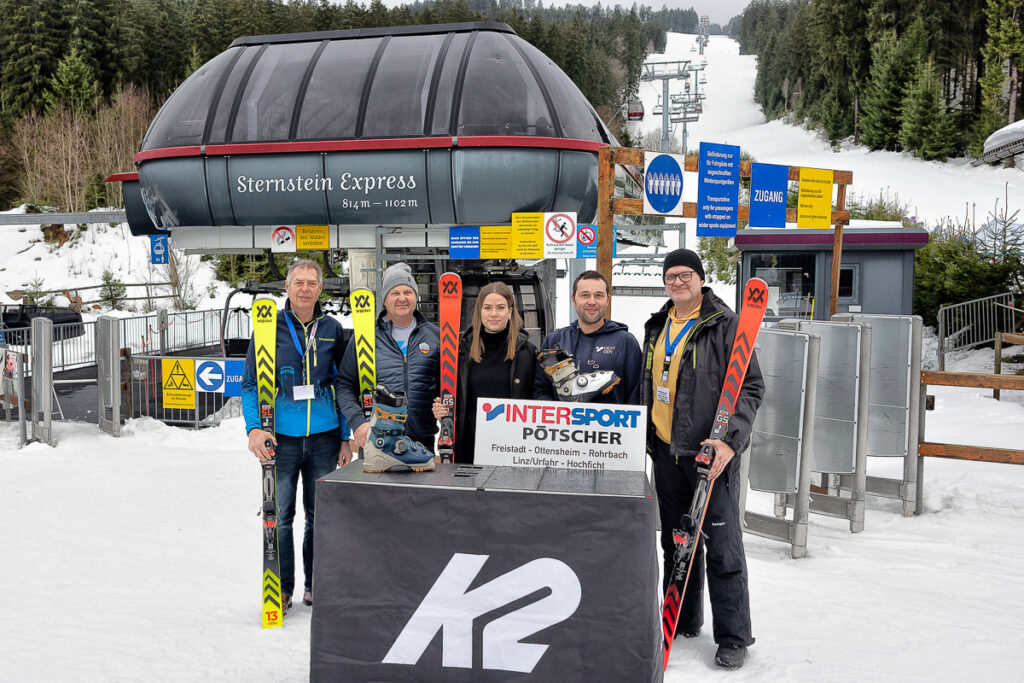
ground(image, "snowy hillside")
xmin=3 ymin=31 xmax=1024 ymax=683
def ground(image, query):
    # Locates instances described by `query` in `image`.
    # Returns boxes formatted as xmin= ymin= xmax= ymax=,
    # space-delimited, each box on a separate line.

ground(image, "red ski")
xmin=437 ymin=273 xmax=462 ymax=463
xmin=661 ymin=277 xmax=768 ymax=669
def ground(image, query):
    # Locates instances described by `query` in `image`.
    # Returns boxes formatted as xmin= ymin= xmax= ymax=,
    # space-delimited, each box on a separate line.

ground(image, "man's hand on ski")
xmin=700 ymin=439 xmax=735 ymax=481
xmin=248 ymin=429 xmax=276 ymax=461
xmin=338 ymin=440 xmax=352 ymax=467
xmin=353 ymin=422 xmax=371 ymax=449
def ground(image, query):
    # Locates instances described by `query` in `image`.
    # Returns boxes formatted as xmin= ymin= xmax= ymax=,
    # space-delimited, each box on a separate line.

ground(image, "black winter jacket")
xmin=533 ymin=319 xmax=643 ymax=405
xmin=451 ymin=328 xmax=536 ymax=461
xmin=641 ymin=288 xmax=765 ymax=462
xmin=338 ymin=309 xmax=440 ymax=446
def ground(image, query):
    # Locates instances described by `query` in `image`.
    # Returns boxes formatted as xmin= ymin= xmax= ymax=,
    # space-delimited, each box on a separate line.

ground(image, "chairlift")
xmin=626 ymin=99 xmax=644 ymax=121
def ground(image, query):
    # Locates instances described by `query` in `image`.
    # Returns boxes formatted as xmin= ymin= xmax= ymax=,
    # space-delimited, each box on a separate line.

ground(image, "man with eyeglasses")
xmin=642 ymin=249 xmax=764 ymax=670
xmin=242 ymin=258 xmax=352 ymax=617
xmin=533 ymin=269 xmax=643 ymax=404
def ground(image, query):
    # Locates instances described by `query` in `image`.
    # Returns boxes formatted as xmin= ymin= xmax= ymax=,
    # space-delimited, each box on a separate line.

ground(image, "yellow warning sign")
xmin=511 ymin=213 xmax=544 ymax=259
xmin=480 ymin=226 xmax=513 ymax=259
xmin=297 ymin=224 xmax=330 ymax=250
xmin=796 ymin=167 xmax=834 ymax=229
xmin=162 ymin=358 xmax=195 ymax=409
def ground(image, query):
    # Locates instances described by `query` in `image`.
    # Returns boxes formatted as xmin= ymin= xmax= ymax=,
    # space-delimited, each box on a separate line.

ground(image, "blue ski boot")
xmin=363 ymin=385 xmax=436 ymax=473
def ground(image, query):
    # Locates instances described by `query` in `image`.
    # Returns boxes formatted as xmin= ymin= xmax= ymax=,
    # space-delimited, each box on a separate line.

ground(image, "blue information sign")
xmin=196 ymin=360 xmax=225 ymax=392
xmin=150 ymin=234 xmax=168 ymax=265
xmin=223 ymin=360 xmax=245 ymax=397
xmin=644 ymin=154 xmax=684 ymax=215
xmin=448 ymin=226 xmax=481 ymax=259
xmin=696 ymin=142 xmax=741 ymax=237
xmin=748 ymin=163 xmax=789 ymax=228
xmin=575 ymin=225 xmax=617 ymax=258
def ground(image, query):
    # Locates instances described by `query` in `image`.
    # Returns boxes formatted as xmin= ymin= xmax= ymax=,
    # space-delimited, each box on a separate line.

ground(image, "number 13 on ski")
xmin=661 ymin=277 xmax=768 ymax=668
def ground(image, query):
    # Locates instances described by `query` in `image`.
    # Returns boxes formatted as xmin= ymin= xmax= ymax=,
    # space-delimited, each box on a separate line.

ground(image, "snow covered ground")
xmin=3 ymin=31 xmax=1024 ymax=682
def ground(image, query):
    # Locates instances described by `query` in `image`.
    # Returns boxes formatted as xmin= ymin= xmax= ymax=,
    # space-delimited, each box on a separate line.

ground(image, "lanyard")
xmin=661 ymin=318 xmax=696 ymax=382
xmin=664 ymin=318 xmax=696 ymax=362
xmin=284 ymin=313 xmax=318 ymax=381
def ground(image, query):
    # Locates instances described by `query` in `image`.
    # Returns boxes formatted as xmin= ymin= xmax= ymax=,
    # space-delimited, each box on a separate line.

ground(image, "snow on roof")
xmin=984 ymin=119 xmax=1024 ymax=153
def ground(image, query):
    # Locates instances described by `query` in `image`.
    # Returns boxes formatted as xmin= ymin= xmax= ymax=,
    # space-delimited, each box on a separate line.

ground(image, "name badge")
xmin=656 ymin=385 xmax=671 ymax=405
xmin=294 ymin=384 xmax=315 ymax=401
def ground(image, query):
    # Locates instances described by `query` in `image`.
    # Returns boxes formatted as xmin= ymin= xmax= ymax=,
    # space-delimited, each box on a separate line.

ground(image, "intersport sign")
xmin=473 ymin=398 xmax=647 ymax=472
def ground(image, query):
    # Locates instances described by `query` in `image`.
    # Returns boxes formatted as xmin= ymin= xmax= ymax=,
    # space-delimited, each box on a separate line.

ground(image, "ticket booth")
xmin=734 ymin=222 xmax=929 ymax=320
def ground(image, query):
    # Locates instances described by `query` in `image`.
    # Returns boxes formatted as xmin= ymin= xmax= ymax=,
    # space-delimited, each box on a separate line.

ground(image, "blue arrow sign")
xmin=195 ymin=360 xmax=225 ymax=393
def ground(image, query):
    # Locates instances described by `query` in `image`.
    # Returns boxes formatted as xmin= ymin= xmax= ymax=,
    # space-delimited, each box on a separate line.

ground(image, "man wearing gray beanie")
xmin=338 ymin=262 xmax=441 ymax=463
xmin=641 ymin=248 xmax=764 ymax=670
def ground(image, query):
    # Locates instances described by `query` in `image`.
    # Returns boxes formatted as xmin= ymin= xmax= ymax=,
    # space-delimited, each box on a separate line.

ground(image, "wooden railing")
xmin=919 ymin=369 xmax=1024 ymax=465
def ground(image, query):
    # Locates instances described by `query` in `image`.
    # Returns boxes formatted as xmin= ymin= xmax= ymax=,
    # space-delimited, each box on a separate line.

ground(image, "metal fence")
xmin=128 ymin=354 xmax=241 ymax=428
xmin=0 ymin=307 xmax=251 ymax=372
xmin=937 ymin=292 xmax=1018 ymax=369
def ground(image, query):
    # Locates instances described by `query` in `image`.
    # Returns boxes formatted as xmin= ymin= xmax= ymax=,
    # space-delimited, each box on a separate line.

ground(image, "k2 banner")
xmin=311 ymin=465 xmax=662 ymax=682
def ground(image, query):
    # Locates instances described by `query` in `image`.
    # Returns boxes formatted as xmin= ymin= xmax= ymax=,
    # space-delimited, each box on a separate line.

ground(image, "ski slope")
xmin=3 ymin=31 xmax=1024 ymax=682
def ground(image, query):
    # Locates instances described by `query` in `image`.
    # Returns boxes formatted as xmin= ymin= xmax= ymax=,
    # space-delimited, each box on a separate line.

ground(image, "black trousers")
xmin=652 ymin=438 xmax=754 ymax=647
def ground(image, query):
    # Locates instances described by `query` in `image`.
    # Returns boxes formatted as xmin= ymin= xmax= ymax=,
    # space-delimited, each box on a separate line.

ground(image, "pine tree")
xmin=0 ymin=0 xmax=68 ymax=115
xmin=900 ymin=57 xmax=951 ymax=158
xmin=44 ymin=45 xmax=99 ymax=115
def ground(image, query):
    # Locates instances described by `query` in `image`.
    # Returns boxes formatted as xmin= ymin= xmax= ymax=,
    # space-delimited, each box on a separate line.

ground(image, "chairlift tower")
xmin=643 ymin=60 xmax=705 ymax=154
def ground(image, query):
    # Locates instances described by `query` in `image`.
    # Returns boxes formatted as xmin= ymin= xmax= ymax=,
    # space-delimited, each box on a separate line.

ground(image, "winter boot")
xmin=537 ymin=348 xmax=621 ymax=402
xmin=363 ymin=385 xmax=435 ymax=473
xmin=714 ymin=644 xmax=747 ymax=669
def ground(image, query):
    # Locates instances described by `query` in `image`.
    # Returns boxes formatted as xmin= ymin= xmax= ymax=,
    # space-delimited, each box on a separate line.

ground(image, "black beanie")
xmin=663 ymin=248 xmax=705 ymax=281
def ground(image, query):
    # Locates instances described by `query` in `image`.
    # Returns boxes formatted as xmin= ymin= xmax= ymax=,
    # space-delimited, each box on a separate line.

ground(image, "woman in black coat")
xmin=432 ymin=282 xmax=536 ymax=463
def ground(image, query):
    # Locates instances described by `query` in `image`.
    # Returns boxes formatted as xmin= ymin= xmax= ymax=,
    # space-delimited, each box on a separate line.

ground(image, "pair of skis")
xmin=348 ymin=273 xmax=462 ymax=464
xmin=252 ymin=299 xmax=283 ymax=630
xmin=660 ymin=277 xmax=768 ymax=669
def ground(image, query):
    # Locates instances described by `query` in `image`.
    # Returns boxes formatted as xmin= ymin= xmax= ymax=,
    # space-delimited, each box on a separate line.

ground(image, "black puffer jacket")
xmin=641 ymin=288 xmax=765 ymax=460
xmin=451 ymin=328 xmax=536 ymax=461
xmin=338 ymin=309 xmax=440 ymax=446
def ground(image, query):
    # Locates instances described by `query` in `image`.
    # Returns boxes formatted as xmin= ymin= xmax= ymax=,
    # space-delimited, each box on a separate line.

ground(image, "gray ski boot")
xmin=537 ymin=348 xmax=621 ymax=402
xmin=362 ymin=384 xmax=436 ymax=473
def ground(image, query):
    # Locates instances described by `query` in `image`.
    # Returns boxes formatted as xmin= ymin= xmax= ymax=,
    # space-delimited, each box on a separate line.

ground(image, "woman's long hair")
xmin=469 ymin=282 xmax=523 ymax=362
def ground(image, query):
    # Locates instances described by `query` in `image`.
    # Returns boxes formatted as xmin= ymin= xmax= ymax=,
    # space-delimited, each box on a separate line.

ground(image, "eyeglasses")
xmin=664 ymin=271 xmax=697 ymax=284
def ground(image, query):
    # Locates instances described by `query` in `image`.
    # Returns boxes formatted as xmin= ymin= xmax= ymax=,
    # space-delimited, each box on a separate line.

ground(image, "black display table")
xmin=311 ymin=463 xmax=662 ymax=682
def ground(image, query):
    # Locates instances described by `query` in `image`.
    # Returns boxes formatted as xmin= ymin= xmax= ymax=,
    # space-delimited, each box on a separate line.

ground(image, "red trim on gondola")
xmin=134 ymin=146 xmax=203 ymax=163
xmin=104 ymin=172 xmax=139 ymax=183
xmin=134 ymin=136 xmax=608 ymax=162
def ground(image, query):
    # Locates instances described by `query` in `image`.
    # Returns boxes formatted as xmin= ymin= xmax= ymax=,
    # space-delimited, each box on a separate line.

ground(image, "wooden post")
xmin=994 ymin=332 xmax=1002 ymax=401
xmin=828 ymin=182 xmax=848 ymax=318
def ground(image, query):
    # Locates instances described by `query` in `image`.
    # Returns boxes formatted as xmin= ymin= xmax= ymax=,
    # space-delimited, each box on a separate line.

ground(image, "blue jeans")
xmin=274 ymin=429 xmax=340 ymax=597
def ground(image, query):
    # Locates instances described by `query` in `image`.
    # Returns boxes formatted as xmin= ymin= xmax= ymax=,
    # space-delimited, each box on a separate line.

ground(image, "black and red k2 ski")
xmin=437 ymin=272 xmax=462 ymax=463
xmin=661 ymin=277 xmax=768 ymax=669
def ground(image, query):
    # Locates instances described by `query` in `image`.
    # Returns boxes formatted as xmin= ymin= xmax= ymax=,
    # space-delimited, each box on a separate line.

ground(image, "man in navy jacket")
xmin=338 ymin=262 xmax=440 ymax=451
xmin=533 ymin=270 xmax=643 ymax=405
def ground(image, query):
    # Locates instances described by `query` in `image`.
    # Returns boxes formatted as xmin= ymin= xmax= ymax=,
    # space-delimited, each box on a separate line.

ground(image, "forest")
xmin=736 ymin=0 xmax=1023 ymax=159
xmin=0 ymin=0 xmax=708 ymax=212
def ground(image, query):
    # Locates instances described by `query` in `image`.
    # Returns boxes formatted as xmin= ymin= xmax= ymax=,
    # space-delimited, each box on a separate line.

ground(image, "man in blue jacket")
xmin=242 ymin=259 xmax=351 ymax=616
xmin=338 ymin=262 xmax=440 ymax=462
xmin=533 ymin=270 xmax=643 ymax=405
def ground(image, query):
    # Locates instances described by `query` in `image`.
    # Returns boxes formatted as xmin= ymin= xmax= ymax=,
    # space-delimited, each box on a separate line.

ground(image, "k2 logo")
xmin=382 ymin=553 xmax=582 ymax=673
xmin=255 ymin=303 xmax=274 ymax=319
xmin=353 ymin=294 xmax=371 ymax=309
xmin=441 ymin=280 xmax=459 ymax=295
